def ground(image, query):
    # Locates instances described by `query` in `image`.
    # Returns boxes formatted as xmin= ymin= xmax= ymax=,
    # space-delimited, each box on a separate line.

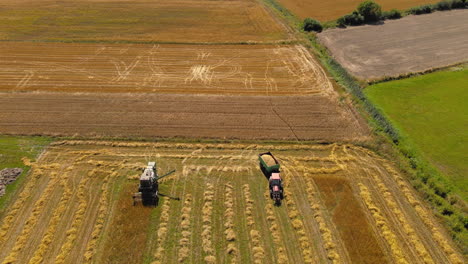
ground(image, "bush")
xmin=337 ymin=11 xmax=365 ymax=26
xmin=303 ymin=18 xmax=323 ymax=32
xmin=357 ymin=0 xmax=382 ymax=22
xmin=382 ymin=9 xmax=402 ymax=19
xmin=435 ymin=1 xmax=451 ymax=10
xmin=407 ymin=5 xmax=434 ymax=15
xmin=449 ymin=0 xmax=466 ymax=8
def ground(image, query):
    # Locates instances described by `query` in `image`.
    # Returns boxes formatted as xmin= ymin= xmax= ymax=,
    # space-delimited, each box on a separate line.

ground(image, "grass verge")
xmin=0 ymin=136 xmax=52 ymax=213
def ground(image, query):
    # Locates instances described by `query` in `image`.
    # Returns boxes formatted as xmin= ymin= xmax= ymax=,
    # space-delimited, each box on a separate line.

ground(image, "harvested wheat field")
xmin=0 ymin=43 xmax=331 ymax=96
xmin=318 ymin=9 xmax=468 ymax=81
xmin=0 ymin=0 xmax=291 ymax=43
xmin=276 ymin=0 xmax=436 ymax=21
xmin=0 ymin=140 xmax=463 ymax=264
xmin=0 ymin=92 xmax=369 ymax=142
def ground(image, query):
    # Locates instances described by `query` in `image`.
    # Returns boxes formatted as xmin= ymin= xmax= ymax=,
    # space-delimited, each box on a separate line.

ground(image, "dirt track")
xmin=318 ymin=10 xmax=468 ymax=80
xmin=0 ymin=141 xmax=462 ymax=263
xmin=0 ymin=43 xmax=331 ymax=96
xmin=0 ymin=92 xmax=369 ymax=142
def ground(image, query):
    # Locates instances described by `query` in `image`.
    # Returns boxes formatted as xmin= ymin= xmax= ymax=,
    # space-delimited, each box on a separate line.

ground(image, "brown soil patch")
xmin=318 ymin=10 xmax=468 ymax=81
xmin=0 ymin=0 xmax=291 ymax=43
xmin=0 ymin=43 xmax=331 ymax=96
xmin=0 ymin=168 xmax=23 ymax=196
xmin=277 ymin=0 xmax=436 ymax=21
xmin=314 ymin=175 xmax=388 ymax=264
xmin=0 ymin=92 xmax=370 ymax=142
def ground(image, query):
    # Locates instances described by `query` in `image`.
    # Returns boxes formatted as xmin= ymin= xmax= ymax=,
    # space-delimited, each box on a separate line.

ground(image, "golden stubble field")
xmin=0 ymin=140 xmax=463 ymax=264
xmin=0 ymin=0 xmax=292 ymax=43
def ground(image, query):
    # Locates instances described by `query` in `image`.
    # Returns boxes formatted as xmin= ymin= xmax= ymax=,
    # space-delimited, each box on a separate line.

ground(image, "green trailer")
xmin=258 ymin=151 xmax=280 ymax=176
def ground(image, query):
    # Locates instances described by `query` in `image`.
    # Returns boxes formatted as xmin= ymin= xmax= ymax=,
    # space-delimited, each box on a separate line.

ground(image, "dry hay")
xmin=54 ymin=171 xmax=92 ymax=264
xmin=29 ymin=170 xmax=73 ymax=264
xmin=242 ymin=184 xmax=265 ymax=264
xmin=0 ymin=168 xmax=44 ymax=245
xmin=152 ymin=198 xmax=172 ymax=264
xmin=201 ymin=184 xmax=216 ymax=262
xmin=303 ymin=174 xmax=341 ymax=263
xmin=383 ymin=164 xmax=464 ymax=264
xmin=178 ymin=194 xmax=193 ymax=263
xmin=83 ymin=171 xmax=118 ymax=263
xmin=224 ymin=184 xmax=238 ymax=261
xmin=358 ymin=184 xmax=408 ymax=264
xmin=279 ymin=164 xmax=315 ymax=264
xmin=264 ymin=195 xmax=288 ymax=264
xmin=367 ymin=170 xmax=434 ymax=264
xmin=2 ymin=172 xmax=59 ymax=264
xmin=261 ymin=155 xmax=277 ymax=167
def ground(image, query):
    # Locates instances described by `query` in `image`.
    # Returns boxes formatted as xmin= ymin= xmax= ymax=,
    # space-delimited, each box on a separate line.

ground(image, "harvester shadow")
xmin=158 ymin=193 xmax=181 ymax=201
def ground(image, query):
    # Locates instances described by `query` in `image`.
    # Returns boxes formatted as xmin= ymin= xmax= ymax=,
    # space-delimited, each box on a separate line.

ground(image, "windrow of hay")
xmin=368 ymin=171 xmax=434 ymax=264
xmin=83 ymin=171 xmax=119 ymax=263
xmin=202 ymin=184 xmax=216 ymax=263
xmin=224 ymin=184 xmax=238 ymax=263
xmin=2 ymin=171 xmax=59 ymax=264
xmin=29 ymin=169 xmax=73 ymax=264
xmin=242 ymin=184 xmax=265 ymax=264
xmin=152 ymin=198 xmax=172 ymax=264
xmin=178 ymin=194 xmax=193 ymax=263
xmin=264 ymin=194 xmax=288 ymax=264
xmin=300 ymin=166 xmax=342 ymax=174
xmin=55 ymin=169 xmax=94 ymax=264
xmin=303 ymin=174 xmax=341 ymax=263
xmin=53 ymin=140 xmax=334 ymax=152
xmin=383 ymin=164 xmax=464 ymax=264
xmin=0 ymin=166 xmax=44 ymax=244
xmin=183 ymin=165 xmax=250 ymax=177
xmin=358 ymin=184 xmax=408 ymax=264
xmin=281 ymin=165 xmax=314 ymax=264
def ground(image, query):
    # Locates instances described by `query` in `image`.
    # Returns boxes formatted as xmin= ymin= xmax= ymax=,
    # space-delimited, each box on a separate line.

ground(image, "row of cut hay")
xmin=281 ymin=165 xmax=314 ymax=264
xmin=182 ymin=165 xmax=250 ymax=177
xmin=282 ymin=155 xmax=355 ymax=163
xmin=224 ymin=184 xmax=238 ymax=263
xmin=263 ymin=193 xmax=288 ymax=264
xmin=178 ymin=194 xmax=193 ymax=263
xmin=83 ymin=170 xmax=119 ymax=263
xmin=2 ymin=171 xmax=60 ymax=264
xmin=242 ymin=184 xmax=265 ymax=264
xmin=368 ymin=171 xmax=434 ymax=264
xmin=53 ymin=140 xmax=334 ymax=151
xmin=28 ymin=167 xmax=74 ymax=264
xmin=383 ymin=164 xmax=464 ymax=264
xmin=54 ymin=169 xmax=95 ymax=264
xmin=358 ymin=184 xmax=408 ymax=264
xmin=0 ymin=166 xmax=44 ymax=244
xmin=303 ymin=173 xmax=341 ymax=263
xmin=152 ymin=198 xmax=172 ymax=264
xmin=201 ymin=184 xmax=216 ymax=263
xmin=299 ymin=166 xmax=342 ymax=174
xmin=144 ymin=153 xmax=254 ymax=161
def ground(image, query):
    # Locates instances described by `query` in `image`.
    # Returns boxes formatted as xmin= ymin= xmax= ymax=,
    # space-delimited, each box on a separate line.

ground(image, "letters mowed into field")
xmin=0 ymin=140 xmax=462 ymax=264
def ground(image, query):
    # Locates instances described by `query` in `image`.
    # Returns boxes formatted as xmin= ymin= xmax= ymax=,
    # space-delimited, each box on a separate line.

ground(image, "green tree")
xmin=357 ymin=0 xmax=382 ymax=22
xmin=303 ymin=18 xmax=323 ymax=32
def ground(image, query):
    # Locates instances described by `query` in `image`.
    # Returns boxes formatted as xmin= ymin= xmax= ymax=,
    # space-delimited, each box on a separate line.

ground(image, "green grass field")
xmin=366 ymin=67 xmax=468 ymax=200
xmin=0 ymin=136 xmax=51 ymax=211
